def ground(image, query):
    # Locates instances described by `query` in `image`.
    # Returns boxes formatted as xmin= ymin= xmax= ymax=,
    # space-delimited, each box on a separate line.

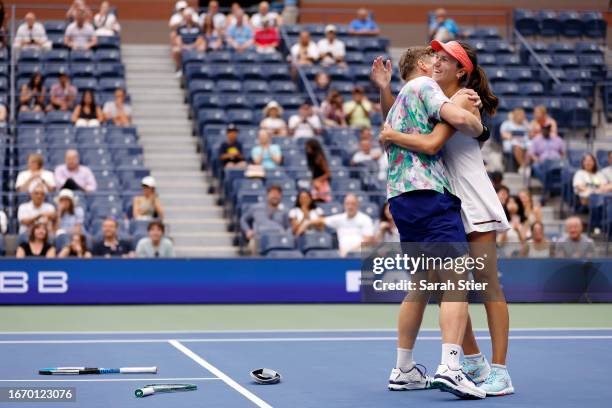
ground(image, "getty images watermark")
xmin=360 ymin=242 xmax=504 ymax=303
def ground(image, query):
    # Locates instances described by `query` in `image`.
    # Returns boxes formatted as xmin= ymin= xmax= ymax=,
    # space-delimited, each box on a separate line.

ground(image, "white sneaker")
xmin=388 ymin=364 xmax=432 ymax=391
xmin=431 ymin=364 xmax=486 ymax=399
xmin=461 ymin=355 xmax=491 ymax=384
xmin=175 ymin=70 xmax=183 ymax=78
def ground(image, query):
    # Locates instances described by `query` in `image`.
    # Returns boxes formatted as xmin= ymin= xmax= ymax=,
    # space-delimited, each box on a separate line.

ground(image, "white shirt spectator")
xmin=352 ymin=147 xmax=382 ymax=164
xmin=251 ymin=11 xmax=279 ymax=28
xmin=103 ymin=100 xmax=132 ymax=120
xmin=260 ymin=117 xmax=286 ymax=134
xmin=324 ymin=211 xmax=374 ymax=256
xmin=13 ymin=21 xmax=51 ymax=51
xmin=377 ymin=152 xmax=388 ymax=181
xmin=288 ymin=207 xmax=323 ymax=223
xmin=199 ymin=12 xmax=227 ymax=29
xmin=17 ymin=201 xmax=55 ymax=234
xmin=317 ymin=38 xmax=345 ymax=65
xmin=0 ymin=210 xmax=6 ymax=234
xmin=288 ymin=114 xmax=322 ymax=139
xmin=290 ymin=42 xmax=319 ymax=63
xmin=65 ymin=21 xmax=96 ymax=50
xmin=93 ymin=11 xmax=120 ymax=36
xmin=15 ymin=169 xmax=56 ymax=191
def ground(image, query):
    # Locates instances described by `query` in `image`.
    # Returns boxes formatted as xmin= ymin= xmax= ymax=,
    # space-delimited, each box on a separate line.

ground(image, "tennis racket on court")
xmin=135 ymin=384 xmax=197 ymax=397
xmin=39 ymin=367 xmax=158 ymax=375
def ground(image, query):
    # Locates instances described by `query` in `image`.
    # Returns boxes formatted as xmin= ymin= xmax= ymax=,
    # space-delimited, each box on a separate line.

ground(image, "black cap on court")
xmin=227 ymin=123 xmax=239 ymax=132
xmin=250 ymin=368 xmax=281 ymax=384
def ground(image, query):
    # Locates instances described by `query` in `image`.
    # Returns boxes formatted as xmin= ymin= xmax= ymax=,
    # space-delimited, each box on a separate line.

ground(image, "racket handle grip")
xmin=121 ymin=367 xmax=157 ymax=374
xmin=135 ymin=387 xmax=155 ymax=397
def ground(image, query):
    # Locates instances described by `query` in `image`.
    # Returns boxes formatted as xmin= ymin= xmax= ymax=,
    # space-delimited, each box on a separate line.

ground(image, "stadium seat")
xmin=95 ymin=35 xmax=120 ymax=49
xmin=514 ymin=9 xmax=539 ymax=36
xmin=298 ymin=232 xmax=333 ymax=253
xmin=45 ymin=111 xmax=72 ymax=124
xmin=581 ymin=11 xmax=606 ymax=39
xmin=553 ymin=83 xmax=582 ymax=97
xmin=558 ymin=10 xmax=583 ymax=37
xmin=227 ymin=109 xmax=255 ymax=125
xmin=561 ymin=98 xmax=591 ymax=129
xmin=518 ymin=82 xmax=544 ymax=96
xmin=266 ymin=249 xmax=304 ymax=258
xmin=244 ymin=80 xmax=269 ymax=94
xmin=217 ymin=80 xmax=242 ymax=93
xmin=259 ymin=233 xmax=295 ymax=255
xmin=539 ymin=10 xmax=560 ymax=37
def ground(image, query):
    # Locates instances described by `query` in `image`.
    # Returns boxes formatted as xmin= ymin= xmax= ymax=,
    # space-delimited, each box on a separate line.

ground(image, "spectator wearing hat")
xmin=17 ymin=182 xmax=56 ymax=235
xmin=92 ymin=217 xmax=134 ymax=258
xmin=226 ymin=9 xmax=254 ymax=53
xmin=288 ymin=102 xmax=322 ymax=139
xmin=290 ymin=31 xmax=319 ymax=65
xmin=343 ymin=86 xmax=372 ymax=128
xmin=173 ymin=9 xmax=207 ymax=75
xmin=15 ymin=153 xmax=56 ymax=193
xmin=13 ymin=12 xmax=52 ymax=55
xmin=219 ymin=124 xmax=247 ymax=168
xmin=348 ymin=8 xmax=380 ymax=36
xmin=169 ymin=0 xmax=195 ymax=30
xmin=429 ymin=8 xmax=458 ymax=41
xmin=254 ymin=15 xmax=280 ymax=54
xmin=47 ymin=73 xmax=77 ymax=112
xmin=93 ymin=1 xmax=121 ymax=36
xmin=132 ymin=176 xmax=164 ymax=221
xmin=54 ymin=149 xmax=97 ymax=192
xmin=64 ymin=9 xmax=97 ymax=50
xmin=58 ymin=233 xmax=92 ymax=258
xmin=260 ymin=101 xmax=287 ymax=136
xmin=103 ymin=88 xmax=131 ymax=127
xmin=198 ymin=0 xmax=227 ymax=30
xmin=136 ymin=221 xmax=175 ymax=258
xmin=251 ymin=1 xmax=282 ymax=29
xmin=16 ymin=223 xmax=55 ymax=258
xmin=240 ymin=184 xmax=290 ymax=253
xmin=317 ymin=25 xmax=346 ymax=67
xmin=55 ymin=188 xmax=85 ymax=236
xmin=251 ymin=129 xmax=282 ymax=170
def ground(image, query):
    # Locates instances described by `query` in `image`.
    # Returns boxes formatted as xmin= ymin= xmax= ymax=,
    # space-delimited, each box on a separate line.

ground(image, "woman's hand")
xmin=455 ymin=88 xmax=482 ymax=109
xmin=379 ymin=123 xmax=395 ymax=147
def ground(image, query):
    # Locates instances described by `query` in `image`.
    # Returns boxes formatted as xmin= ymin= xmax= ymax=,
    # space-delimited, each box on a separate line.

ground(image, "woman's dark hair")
xmin=295 ymin=189 xmax=316 ymax=210
xmin=505 ymin=195 xmax=526 ymax=223
xmin=59 ymin=196 xmax=75 ymax=216
xmin=29 ymin=223 xmax=48 ymax=243
xmin=581 ymin=153 xmax=598 ymax=173
xmin=456 ymin=41 xmax=498 ymax=116
xmin=379 ymin=202 xmax=392 ymax=222
xmin=202 ymin=13 xmax=214 ymax=34
xmin=29 ymin=72 xmax=43 ymax=91
xmin=71 ymin=233 xmax=88 ymax=252
xmin=80 ymin=89 xmax=97 ymax=109
xmin=305 ymin=138 xmax=328 ymax=171
xmin=148 ymin=220 xmax=165 ymax=234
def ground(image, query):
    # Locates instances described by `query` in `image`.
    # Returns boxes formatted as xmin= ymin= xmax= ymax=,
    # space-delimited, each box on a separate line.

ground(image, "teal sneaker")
xmin=479 ymin=364 xmax=515 ymax=396
xmin=461 ymin=355 xmax=491 ymax=384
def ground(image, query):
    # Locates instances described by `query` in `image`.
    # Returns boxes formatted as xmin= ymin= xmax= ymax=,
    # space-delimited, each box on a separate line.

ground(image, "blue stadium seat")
xmin=95 ymin=62 xmax=124 ymax=78
xmin=42 ymin=49 xmax=69 ymax=63
xmin=502 ymin=97 xmax=534 ymax=112
xmin=240 ymin=65 xmax=264 ymax=80
xmin=95 ymin=49 xmax=121 ymax=63
xmin=184 ymin=64 xmax=212 ymax=80
xmin=552 ymin=55 xmax=579 ymax=69
xmin=264 ymin=65 xmax=291 ymax=80
xmin=43 ymin=63 xmax=70 ymax=78
xmin=70 ymin=50 xmax=94 ymax=63
xmin=99 ymin=77 xmax=125 ymax=91
xmin=360 ymin=201 xmax=380 ymax=219
xmin=257 ymin=52 xmax=283 ymax=63
xmin=576 ymin=41 xmax=602 ymax=55
xmin=211 ymin=64 xmax=240 ymax=80
xmin=493 ymin=83 xmax=519 ymax=96
xmin=487 ymin=40 xmax=512 ymax=54
xmin=95 ymin=35 xmax=120 ymax=49
xmin=345 ymin=51 xmax=365 ymax=65
xmin=227 ymin=109 xmax=254 ymax=125
xmin=550 ymin=43 xmax=574 ymax=55
xmin=496 ymin=54 xmax=521 ymax=66
xmin=475 ymin=26 xmax=501 ymax=39
xmin=207 ymin=51 xmax=232 ymax=63
xmin=270 ymin=81 xmax=297 ymax=94
xmin=217 ymin=80 xmax=242 ymax=93
xmin=326 ymin=66 xmax=353 ymax=82
xmin=188 ymin=79 xmax=215 ymax=98
xmin=539 ymin=10 xmax=560 ymax=37
xmin=17 ymin=63 xmax=42 ymax=80
xmin=44 ymin=20 xmax=67 ymax=34
xmin=304 ymin=249 xmax=340 ymax=258
xmin=45 ymin=110 xmax=72 ymax=124
xmin=275 ymin=95 xmax=303 ymax=110
xmin=485 ymin=66 xmax=508 ymax=82
xmin=596 ymin=150 xmax=610 ymax=168
xmin=581 ymin=11 xmax=606 ymax=39
xmin=298 ymin=231 xmax=333 ymax=253
xmin=558 ymin=10 xmax=583 ymax=38
xmin=259 ymin=233 xmax=295 ymax=255
xmin=220 ymin=95 xmax=250 ymax=109
xmin=506 ymin=67 xmax=534 ymax=82
xmin=18 ymin=49 xmax=42 ymax=63
xmin=198 ymin=108 xmax=226 ymax=126
xmin=477 ymin=54 xmax=496 ymax=67
xmin=514 ymin=9 xmax=539 ymax=36
xmin=71 ymin=63 xmax=96 ymax=77
xmin=579 ymin=54 xmax=604 ymax=69
xmin=561 ymin=98 xmax=591 ymax=129
xmin=553 ymin=83 xmax=582 ymax=97
xmin=73 ymin=77 xmax=98 ymax=91
xmin=17 ymin=111 xmax=45 ymax=124
xmin=266 ymin=249 xmax=304 ymax=258
xmin=244 ymin=80 xmax=269 ymax=94
xmin=518 ymin=82 xmax=544 ymax=96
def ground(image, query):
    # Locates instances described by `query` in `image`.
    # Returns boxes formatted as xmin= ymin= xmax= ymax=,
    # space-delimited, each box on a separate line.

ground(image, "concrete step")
xmin=161 ymin=193 xmax=218 ymax=206
xmin=167 ymin=220 xmax=228 ymax=233
xmin=156 ymin=186 xmax=210 ymax=195
xmin=172 ymin=234 xmax=234 ymax=247
xmin=155 ymin=179 xmax=210 ymax=188
xmin=175 ymin=246 xmax=237 ymax=257
xmin=164 ymin=207 xmax=223 ymax=218
xmin=138 ymin=126 xmax=193 ymax=133
xmin=129 ymin=89 xmax=184 ymax=97
xmin=131 ymin=95 xmax=185 ymax=104
xmin=140 ymin=140 xmax=197 ymax=150
xmin=150 ymin=173 xmax=206 ymax=182
xmin=142 ymin=146 xmax=197 ymax=155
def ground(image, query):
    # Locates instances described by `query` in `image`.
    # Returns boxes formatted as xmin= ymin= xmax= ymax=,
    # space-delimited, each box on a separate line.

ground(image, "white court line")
xmin=0 ymin=377 xmax=220 ymax=383
xmin=1 ymin=335 xmax=612 ymax=345
xmin=169 ymin=340 xmax=272 ymax=408
xmin=1 ymin=327 xmax=611 ymax=335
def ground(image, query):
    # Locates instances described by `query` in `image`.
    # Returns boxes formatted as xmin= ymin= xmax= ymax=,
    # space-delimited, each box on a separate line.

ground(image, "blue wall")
xmin=0 ymin=258 xmax=610 ymax=304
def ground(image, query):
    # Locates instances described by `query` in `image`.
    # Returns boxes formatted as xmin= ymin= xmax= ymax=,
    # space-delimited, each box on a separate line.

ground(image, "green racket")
xmin=134 ymin=384 xmax=197 ymax=398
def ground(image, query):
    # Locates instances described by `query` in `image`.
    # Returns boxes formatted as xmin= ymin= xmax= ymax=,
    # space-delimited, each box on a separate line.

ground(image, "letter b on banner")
xmin=0 ymin=272 xmax=29 ymax=293
xmin=39 ymin=272 xmax=68 ymax=293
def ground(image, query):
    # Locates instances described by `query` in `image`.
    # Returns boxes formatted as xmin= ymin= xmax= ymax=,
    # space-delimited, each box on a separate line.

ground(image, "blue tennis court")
xmin=1 ymin=328 xmax=610 ymax=408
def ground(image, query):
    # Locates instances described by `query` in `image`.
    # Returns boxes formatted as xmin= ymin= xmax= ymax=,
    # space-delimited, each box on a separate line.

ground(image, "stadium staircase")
xmin=123 ymin=44 xmax=235 ymax=257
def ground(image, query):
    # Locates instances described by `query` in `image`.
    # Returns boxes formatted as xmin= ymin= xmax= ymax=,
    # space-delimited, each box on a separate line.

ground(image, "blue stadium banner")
xmin=0 ymin=259 xmax=610 ymax=304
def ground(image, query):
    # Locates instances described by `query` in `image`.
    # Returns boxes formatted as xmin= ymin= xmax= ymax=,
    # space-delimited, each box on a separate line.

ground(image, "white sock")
xmin=464 ymin=353 xmax=484 ymax=363
xmin=396 ymin=348 xmax=414 ymax=371
xmin=491 ymin=363 xmax=506 ymax=370
xmin=441 ymin=343 xmax=462 ymax=371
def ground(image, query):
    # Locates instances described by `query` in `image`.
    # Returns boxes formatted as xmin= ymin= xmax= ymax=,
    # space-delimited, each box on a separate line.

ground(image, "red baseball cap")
xmin=430 ymin=40 xmax=474 ymax=74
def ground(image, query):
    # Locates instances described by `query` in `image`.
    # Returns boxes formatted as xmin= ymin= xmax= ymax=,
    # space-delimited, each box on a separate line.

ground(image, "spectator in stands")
xmin=201 ymin=13 xmax=224 ymax=51
xmin=173 ymin=9 xmax=207 ymax=75
xmin=521 ymin=221 xmax=551 ymax=258
xmin=528 ymin=122 xmax=566 ymax=181
xmin=300 ymin=193 xmax=374 ymax=256
xmin=15 ymin=153 xmax=56 ymax=193
xmin=226 ymin=9 xmax=254 ymax=53
xmin=251 ymin=129 xmax=282 ymax=170
xmin=92 ymin=217 xmax=134 ymax=258
xmin=136 ymin=221 xmax=175 ymax=258
xmin=260 ymin=101 xmax=287 ymax=136
xmin=219 ymin=124 xmax=247 ymax=168
xmin=0 ymin=208 xmax=6 ymax=236
xmin=343 ymin=86 xmax=372 ymax=128
xmin=313 ymin=71 xmax=331 ymax=96
xmin=240 ymin=185 xmax=290 ymax=252
xmin=530 ymin=105 xmax=558 ymax=138
xmin=321 ymin=90 xmax=346 ymax=127
xmin=500 ymin=108 xmax=531 ymax=173
xmin=103 ymin=88 xmax=131 ymax=127
xmin=251 ymin=1 xmax=282 ymax=28
xmin=64 ymin=10 xmax=97 ymax=50
xmin=0 ymin=104 xmax=6 ymax=127
xmin=198 ymin=0 xmax=226 ymax=30
xmin=600 ymin=151 xmax=612 ymax=184
xmin=55 ymin=188 xmax=85 ymax=236
xmin=498 ymin=195 xmax=528 ymax=256
xmin=58 ymin=233 xmax=91 ymax=258
xmin=518 ymin=189 xmax=542 ymax=224
xmin=289 ymin=190 xmax=323 ymax=236
xmin=289 ymin=101 xmax=322 ymax=139
xmin=254 ymin=16 xmax=279 ymax=54
xmin=16 ymin=223 xmax=55 ymax=258
xmin=305 ymin=139 xmax=331 ymax=202
xmin=351 ymin=128 xmax=382 ymax=166
xmin=93 ymin=1 xmax=120 ymax=36
xmin=226 ymin=2 xmax=250 ymax=27
xmin=554 ymin=216 xmax=595 ymax=258
xmin=133 ymin=176 xmax=164 ymax=220
xmin=375 ymin=202 xmax=399 ymax=243
xmin=496 ymin=184 xmax=510 ymax=206
xmin=348 ymin=8 xmax=380 ymax=36
xmin=71 ymin=89 xmax=104 ymax=127
xmin=47 ymin=73 xmax=77 ymax=112
xmin=54 ymin=149 xmax=97 ymax=192
xmin=169 ymin=0 xmax=194 ymax=31
xmin=317 ymin=25 xmax=346 ymax=67
xmin=66 ymin=0 xmax=92 ymax=22
xmin=377 ymin=140 xmax=388 ymax=181
xmin=573 ymin=153 xmax=612 ymax=206
xmin=290 ymin=31 xmax=319 ymax=65
xmin=17 ymin=182 xmax=56 ymax=234
xmin=12 ymin=12 xmax=52 ymax=54
xmin=19 ymin=72 xmax=46 ymax=112
xmin=429 ymin=8 xmax=458 ymax=41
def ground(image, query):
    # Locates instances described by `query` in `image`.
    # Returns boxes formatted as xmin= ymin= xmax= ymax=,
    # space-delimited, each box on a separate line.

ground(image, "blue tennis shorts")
xmin=389 ymin=189 xmax=468 ymax=257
